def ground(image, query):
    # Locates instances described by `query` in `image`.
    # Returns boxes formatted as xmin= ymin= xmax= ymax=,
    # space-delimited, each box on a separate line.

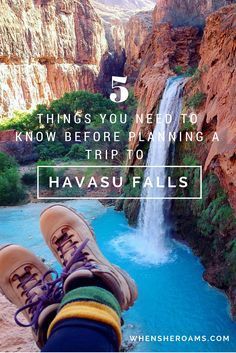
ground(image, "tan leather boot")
xmin=0 ymin=244 xmax=60 ymax=348
xmin=40 ymin=204 xmax=138 ymax=311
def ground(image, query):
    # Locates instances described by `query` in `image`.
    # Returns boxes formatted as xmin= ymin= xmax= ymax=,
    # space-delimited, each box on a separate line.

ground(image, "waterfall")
xmin=112 ymin=77 xmax=186 ymax=265
xmin=137 ymin=76 xmax=186 ymax=263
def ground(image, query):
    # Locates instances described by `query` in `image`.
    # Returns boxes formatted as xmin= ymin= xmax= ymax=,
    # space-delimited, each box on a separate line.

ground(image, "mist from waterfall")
xmin=137 ymin=77 xmax=186 ymax=264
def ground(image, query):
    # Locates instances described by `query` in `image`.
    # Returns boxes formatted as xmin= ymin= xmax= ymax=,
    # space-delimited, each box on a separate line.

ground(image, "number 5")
xmin=110 ymin=76 xmax=129 ymax=103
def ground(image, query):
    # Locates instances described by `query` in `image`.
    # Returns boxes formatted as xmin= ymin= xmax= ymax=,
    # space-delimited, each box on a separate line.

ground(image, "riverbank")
xmin=0 ymin=293 xmax=38 ymax=352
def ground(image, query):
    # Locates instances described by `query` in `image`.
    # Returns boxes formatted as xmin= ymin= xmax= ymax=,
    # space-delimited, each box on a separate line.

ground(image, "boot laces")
xmin=61 ymin=238 xmax=96 ymax=277
xmin=55 ymin=227 xmax=80 ymax=266
xmin=14 ymin=268 xmax=63 ymax=329
xmin=14 ymin=239 xmax=96 ymax=330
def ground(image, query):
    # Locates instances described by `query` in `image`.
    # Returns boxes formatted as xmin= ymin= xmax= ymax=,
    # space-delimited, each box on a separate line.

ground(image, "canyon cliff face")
xmin=124 ymin=11 xmax=153 ymax=83
xmin=92 ymin=0 xmax=154 ymax=25
xmin=0 ymin=0 xmax=155 ymax=115
xmin=94 ymin=0 xmax=155 ymax=10
xmin=173 ymin=6 xmax=236 ymax=314
xmin=192 ymin=4 xmax=236 ymax=210
xmin=0 ymin=0 xmax=107 ymax=115
xmin=153 ymin=0 xmax=236 ymax=27
xmin=126 ymin=0 xmax=236 ymax=159
xmin=128 ymin=24 xmax=201 ymax=154
xmin=95 ymin=15 xmax=126 ymax=96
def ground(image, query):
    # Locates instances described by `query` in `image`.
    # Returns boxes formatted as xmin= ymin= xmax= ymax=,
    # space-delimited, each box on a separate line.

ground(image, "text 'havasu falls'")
xmin=47 ymin=175 xmax=189 ymax=190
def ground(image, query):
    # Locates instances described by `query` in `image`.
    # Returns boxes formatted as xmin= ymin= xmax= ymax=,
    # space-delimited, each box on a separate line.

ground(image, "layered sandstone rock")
xmin=126 ymin=1 xmax=235 ymax=173
xmin=124 ymin=11 xmax=153 ymax=82
xmin=128 ymin=24 xmax=201 ymax=155
xmin=93 ymin=0 xmax=156 ymax=20
xmin=94 ymin=2 xmax=153 ymax=95
xmin=153 ymin=0 xmax=236 ymax=27
xmin=105 ymin=19 xmax=126 ymax=54
xmin=172 ymin=5 xmax=236 ymax=315
xmin=94 ymin=0 xmax=156 ymax=11
xmin=95 ymin=16 xmax=126 ymax=95
xmin=0 ymin=0 xmax=107 ymax=115
xmin=187 ymin=4 xmax=236 ymax=209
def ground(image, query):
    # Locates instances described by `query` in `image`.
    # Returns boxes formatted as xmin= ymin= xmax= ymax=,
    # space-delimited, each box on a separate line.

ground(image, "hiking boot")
xmin=0 ymin=244 xmax=61 ymax=348
xmin=40 ymin=204 xmax=138 ymax=311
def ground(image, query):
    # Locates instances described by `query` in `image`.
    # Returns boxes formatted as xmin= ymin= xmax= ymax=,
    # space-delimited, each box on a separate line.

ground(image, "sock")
xmin=47 ymin=286 xmax=122 ymax=346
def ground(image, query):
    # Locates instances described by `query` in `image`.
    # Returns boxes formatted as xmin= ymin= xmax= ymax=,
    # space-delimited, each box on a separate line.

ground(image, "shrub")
xmin=223 ymin=240 xmax=236 ymax=284
xmin=5 ymin=141 xmax=37 ymax=164
xmin=123 ymin=168 xmax=144 ymax=198
xmin=62 ymin=156 xmax=70 ymax=162
xmin=172 ymin=155 xmax=200 ymax=198
xmin=226 ymin=240 xmax=236 ymax=267
xmin=194 ymin=174 xmax=236 ymax=237
xmin=173 ymin=66 xmax=183 ymax=75
xmin=66 ymin=144 xmax=87 ymax=160
xmin=54 ymin=187 xmax=86 ymax=198
xmin=0 ymin=151 xmax=17 ymax=171
xmin=22 ymin=172 xmax=37 ymax=185
xmin=192 ymin=68 xmax=202 ymax=83
xmin=182 ymin=155 xmax=199 ymax=166
xmin=185 ymin=66 xmax=198 ymax=77
xmin=187 ymin=92 xmax=206 ymax=109
xmin=180 ymin=118 xmax=196 ymax=132
xmin=119 ymin=89 xmax=138 ymax=117
xmin=37 ymin=160 xmax=56 ymax=187
xmin=0 ymin=152 xmax=25 ymax=205
xmin=36 ymin=141 xmax=67 ymax=160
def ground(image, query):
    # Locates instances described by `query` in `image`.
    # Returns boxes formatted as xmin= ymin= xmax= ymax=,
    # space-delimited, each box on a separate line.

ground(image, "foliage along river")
xmin=0 ymin=200 xmax=235 ymax=352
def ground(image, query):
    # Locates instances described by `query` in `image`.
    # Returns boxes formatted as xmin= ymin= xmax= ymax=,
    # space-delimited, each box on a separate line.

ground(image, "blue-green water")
xmin=0 ymin=201 xmax=235 ymax=352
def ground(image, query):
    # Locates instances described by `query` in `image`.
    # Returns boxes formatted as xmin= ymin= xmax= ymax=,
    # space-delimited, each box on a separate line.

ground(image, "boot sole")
xmin=0 ymin=243 xmax=13 ymax=252
xmin=0 ymin=244 xmax=14 ymax=297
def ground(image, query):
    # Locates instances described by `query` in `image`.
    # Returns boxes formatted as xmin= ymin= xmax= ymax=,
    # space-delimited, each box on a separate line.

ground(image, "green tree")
xmin=0 ymin=152 xmax=25 ymax=205
xmin=0 ymin=90 xmax=135 ymax=163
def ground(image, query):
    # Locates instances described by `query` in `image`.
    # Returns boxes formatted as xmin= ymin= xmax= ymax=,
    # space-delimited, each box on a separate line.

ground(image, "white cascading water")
xmin=112 ymin=77 xmax=186 ymax=265
xmin=137 ymin=76 xmax=186 ymax=263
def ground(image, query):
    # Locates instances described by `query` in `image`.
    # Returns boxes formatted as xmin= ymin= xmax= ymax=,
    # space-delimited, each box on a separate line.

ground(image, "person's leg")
xmin=43 ymin=319 xmax=118 ymax=352
xmin=0 ymin=245 xmax=122 ymax=352
xmin=43 ymin=286 xmax=121 ymax=352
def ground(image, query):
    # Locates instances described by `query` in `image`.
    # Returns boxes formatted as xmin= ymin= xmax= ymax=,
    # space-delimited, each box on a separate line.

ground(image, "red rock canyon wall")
xmin=0 ymin=0 xmax=107 ymax=115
